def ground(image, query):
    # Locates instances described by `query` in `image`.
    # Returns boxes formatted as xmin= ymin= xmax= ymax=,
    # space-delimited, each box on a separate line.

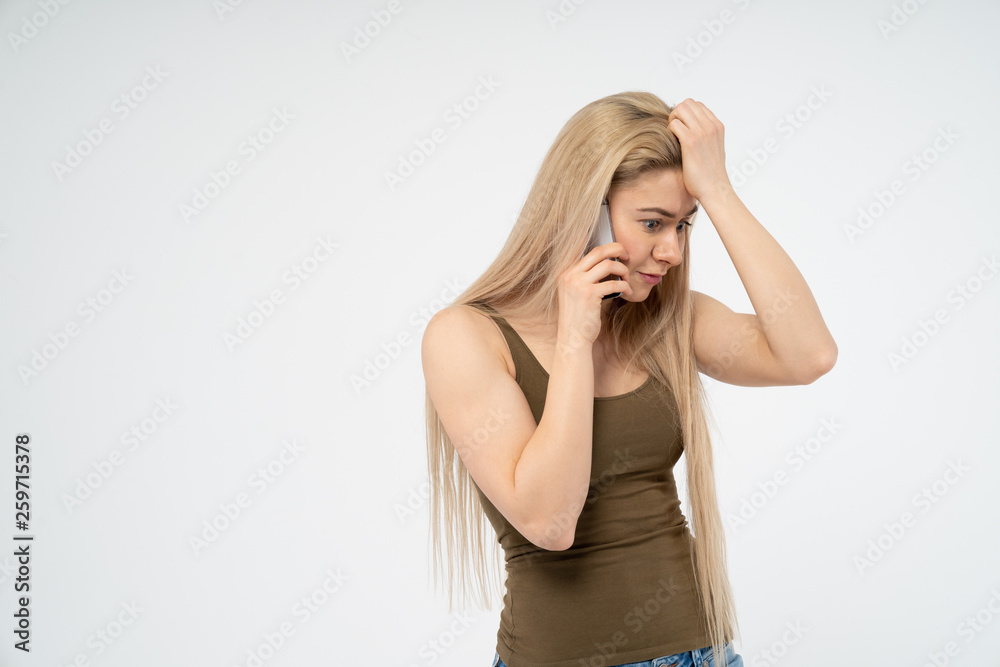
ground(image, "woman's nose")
xmin=653 ymin=231 xmax=683 ymax=265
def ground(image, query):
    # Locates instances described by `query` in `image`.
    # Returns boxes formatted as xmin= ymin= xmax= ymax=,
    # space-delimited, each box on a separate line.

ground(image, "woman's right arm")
xmin=422 ymin=243 xmax=632 ymax=550
xmin=421 ymin=304 xmax=596 ymax=551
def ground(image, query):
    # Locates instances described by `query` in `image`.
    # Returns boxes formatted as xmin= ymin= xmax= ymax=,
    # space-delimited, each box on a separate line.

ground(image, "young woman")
xmin=421 ymin=91 xmax=837 ymax=667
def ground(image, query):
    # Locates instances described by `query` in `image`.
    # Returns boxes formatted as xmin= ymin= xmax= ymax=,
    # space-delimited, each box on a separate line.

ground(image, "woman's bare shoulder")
xmin=426 ymin=303 xmax=499 ymax=336
xmin=421 ymin=304 xmax=511 ymax=375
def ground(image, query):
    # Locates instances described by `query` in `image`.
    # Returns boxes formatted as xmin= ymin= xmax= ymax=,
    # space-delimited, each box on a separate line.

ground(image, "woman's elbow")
xmin=798 ymin=344 xmax=838 ymax=384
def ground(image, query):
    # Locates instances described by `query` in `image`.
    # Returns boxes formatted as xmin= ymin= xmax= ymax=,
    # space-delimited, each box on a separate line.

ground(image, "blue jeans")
xmin=491 ymin=641 xmax=743 ymax=667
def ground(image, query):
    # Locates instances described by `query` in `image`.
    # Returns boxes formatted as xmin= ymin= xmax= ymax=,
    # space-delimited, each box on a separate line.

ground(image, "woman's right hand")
xmin=556 ymin=242 xmax=633 ymax=346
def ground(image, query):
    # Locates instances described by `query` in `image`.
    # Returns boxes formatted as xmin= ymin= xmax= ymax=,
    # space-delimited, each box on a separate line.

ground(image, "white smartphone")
xmin=585 ymin=200 xmax=622 ymax=300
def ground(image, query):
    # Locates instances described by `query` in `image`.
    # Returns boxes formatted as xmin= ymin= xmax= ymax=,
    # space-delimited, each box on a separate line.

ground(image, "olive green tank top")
xmin=473 ymin=307 xmax=713 ymax=667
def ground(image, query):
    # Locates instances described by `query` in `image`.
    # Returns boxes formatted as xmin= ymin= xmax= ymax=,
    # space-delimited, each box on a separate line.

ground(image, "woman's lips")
xmin=639 ymin=272 xmax=662 ymax=285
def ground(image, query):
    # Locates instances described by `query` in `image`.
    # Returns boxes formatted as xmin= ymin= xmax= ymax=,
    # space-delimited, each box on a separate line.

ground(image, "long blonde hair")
xmin=424 ymin=90 xmax=740 ymax=664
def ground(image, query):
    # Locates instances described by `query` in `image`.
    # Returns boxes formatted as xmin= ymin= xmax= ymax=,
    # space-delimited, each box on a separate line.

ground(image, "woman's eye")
xmin=643 ymin=219 xmax=692 ymax=232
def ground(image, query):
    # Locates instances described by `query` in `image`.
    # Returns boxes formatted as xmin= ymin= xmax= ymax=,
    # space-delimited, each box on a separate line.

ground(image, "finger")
xmin=612 ymin=276 xmax=633 ymax=296
xmin=582 ymin=243 xmax=627 ymax=270
xmin=684 ymin=100 xmax=712 ymax=127
xmin=583 ymin=256 xmax=611 ymax=280
xmin=691 ymin=104 xmax=725 ymax=138
xmin=668 ymin=103 xmax=699 ymax=138
xmin=675 ymin=100 xmax=715 ymax=134
xmin=668 ymin=116 xmax=690 ymax=142
xmin=605 ymin=256 xmax=630 ymax=277
xmin=667 ymin=100 xmax=690 ymax=125
xmin=668 ymin=98 xmax=702 ymax=121
xmin=584 ymin=257 xmax=625 ymax=284
xmin=593 ymin=241 xmax=629 ymax=260
xmin=600 ymin=276 xmax=631 ymax=298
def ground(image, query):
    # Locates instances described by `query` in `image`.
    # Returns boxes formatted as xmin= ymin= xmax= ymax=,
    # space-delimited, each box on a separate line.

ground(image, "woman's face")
xmin=607 ymin=168 xmax=697 ymax=301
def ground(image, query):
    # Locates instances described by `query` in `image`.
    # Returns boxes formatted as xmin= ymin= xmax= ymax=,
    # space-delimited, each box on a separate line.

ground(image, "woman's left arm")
xmin=668 ymin=99 xmax=838 ymax=387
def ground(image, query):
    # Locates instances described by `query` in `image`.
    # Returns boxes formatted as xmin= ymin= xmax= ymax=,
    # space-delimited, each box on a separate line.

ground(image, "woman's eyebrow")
xmin=635 ymin=204 xmax=700 ymax=218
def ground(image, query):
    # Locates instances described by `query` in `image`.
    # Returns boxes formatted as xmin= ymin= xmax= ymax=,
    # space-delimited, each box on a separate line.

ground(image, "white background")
xmin=1 ymin=1 xmax=998 ymax=665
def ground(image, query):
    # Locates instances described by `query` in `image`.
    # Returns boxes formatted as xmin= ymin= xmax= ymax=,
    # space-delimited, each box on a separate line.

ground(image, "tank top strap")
xmin=474 ymin=303 xmax=548 ymax=388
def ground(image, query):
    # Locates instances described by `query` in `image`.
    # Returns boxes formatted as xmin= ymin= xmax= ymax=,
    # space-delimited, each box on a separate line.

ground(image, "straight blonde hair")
xmin=424 ymin=90 xmax=740 ymax=665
